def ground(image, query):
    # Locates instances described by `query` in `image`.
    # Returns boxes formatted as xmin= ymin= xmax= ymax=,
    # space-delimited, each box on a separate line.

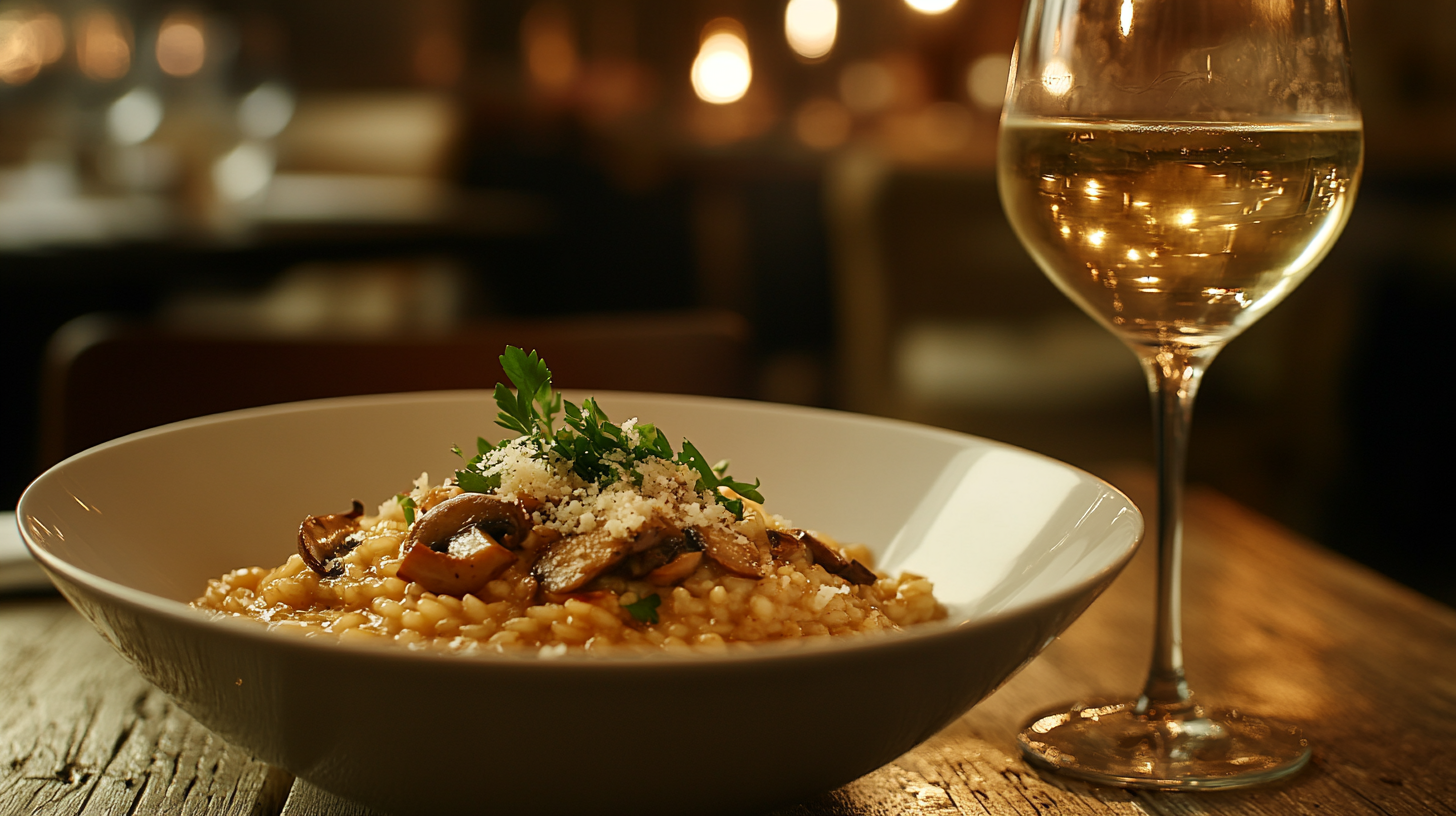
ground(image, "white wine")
xmin=999 ymin=118 xmax=1362 ymax=347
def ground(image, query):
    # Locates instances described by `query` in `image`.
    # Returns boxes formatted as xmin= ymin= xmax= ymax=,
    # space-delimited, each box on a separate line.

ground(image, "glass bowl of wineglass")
xmin=997 ymin=0 xmax=1361 ymax=790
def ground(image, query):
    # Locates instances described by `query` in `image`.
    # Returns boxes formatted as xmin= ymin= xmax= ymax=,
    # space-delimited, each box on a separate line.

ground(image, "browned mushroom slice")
xmin=397 ymin=527 xmax=516 ymax=596
xmin=395 ymin=493 xmax=531 ymax=595
xmin=694 ymin=525 xmax=765 ymax=578
xmin=409 ymin=493 xmax=531 ymax=550
xmin=838 ymin=559 xmax=878 ymax=586
xmin=790 ymin=529 xmax=878 ymax=586
xmin=298 ymin=501 xmax=365 ymax=577
xmin=534 ymin=518 xmax=680 ymax=594
xmin=619 ymin=524 xmax=694 ymax=579
xmin=766 ymin=529 xmax=805 ymax=562
xmin=645 ymin=551 xmax=703 ymax=585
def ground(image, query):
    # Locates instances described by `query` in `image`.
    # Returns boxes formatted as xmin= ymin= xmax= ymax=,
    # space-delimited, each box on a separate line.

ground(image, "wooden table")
xmin=4 ymin=469 xmax=1454 ymax=815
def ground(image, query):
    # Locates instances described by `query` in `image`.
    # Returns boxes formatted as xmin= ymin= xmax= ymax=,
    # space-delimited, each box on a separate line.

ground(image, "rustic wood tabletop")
xmin=3 ymin=468 xmax=1454 ymax=816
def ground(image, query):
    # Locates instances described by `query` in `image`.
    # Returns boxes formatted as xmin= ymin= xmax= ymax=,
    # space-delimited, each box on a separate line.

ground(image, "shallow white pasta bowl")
xmin=19 ymin=392 xmax=1142 ymax=816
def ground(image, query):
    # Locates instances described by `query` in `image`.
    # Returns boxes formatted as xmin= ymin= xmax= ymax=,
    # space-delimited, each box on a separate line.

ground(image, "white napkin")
xmin=1 ymin=511 xmax=54 ymax=593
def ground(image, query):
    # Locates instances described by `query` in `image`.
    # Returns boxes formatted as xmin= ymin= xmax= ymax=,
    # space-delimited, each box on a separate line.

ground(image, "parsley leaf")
xmin=395 ymin=494 xmax=417 ymax=526
xmin=452 ymin=347 xmax=766 ymax=517
xmin=623 ymin=593 xmax=662 ymax=624
xmin=677 ymin=440 xmax=763 ymax=518
xmin=493 ymin=346 xmax=558 ymax=443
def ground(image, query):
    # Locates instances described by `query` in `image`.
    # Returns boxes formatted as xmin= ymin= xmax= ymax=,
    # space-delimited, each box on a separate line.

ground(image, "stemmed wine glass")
xmin=997 ymin=0 xmax=1362 ymax=790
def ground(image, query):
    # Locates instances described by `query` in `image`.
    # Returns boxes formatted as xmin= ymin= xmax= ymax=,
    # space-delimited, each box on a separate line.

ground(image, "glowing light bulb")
xmin=784 ymin=0 xmax=836 ymax=60
xmin=692 ymin=24 xmax=751 ymax=105
xmin=905 ymin=0 xmax=958 ymax=14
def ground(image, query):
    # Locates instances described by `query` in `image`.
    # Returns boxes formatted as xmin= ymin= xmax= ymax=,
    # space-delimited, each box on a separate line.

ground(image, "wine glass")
xmin=996 ymin=0 xmax=1362 ymax=790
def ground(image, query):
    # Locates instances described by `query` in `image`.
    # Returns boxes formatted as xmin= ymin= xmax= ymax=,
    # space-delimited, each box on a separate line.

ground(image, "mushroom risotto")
xmin=195 ymin=348 xmax=944 ymax=655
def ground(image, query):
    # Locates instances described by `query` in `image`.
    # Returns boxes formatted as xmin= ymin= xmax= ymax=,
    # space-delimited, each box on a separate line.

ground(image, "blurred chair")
xmin=40 ymin=309 xmax=750 ymax=466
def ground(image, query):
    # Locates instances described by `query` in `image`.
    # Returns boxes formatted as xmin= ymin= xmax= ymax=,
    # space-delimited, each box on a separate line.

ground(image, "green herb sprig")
xmin=394 ymin=494 xmax=417 ymax=526
xmin=452 ymin=346 xmax=763 ymax=518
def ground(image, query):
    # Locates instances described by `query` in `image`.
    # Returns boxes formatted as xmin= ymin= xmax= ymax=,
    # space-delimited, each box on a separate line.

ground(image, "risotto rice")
xmin=194 ymin=348 xmax=944 ymax=656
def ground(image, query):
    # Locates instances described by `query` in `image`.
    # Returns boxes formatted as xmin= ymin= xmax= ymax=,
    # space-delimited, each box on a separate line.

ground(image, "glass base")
xmin=1018 ymin=701 xmax=1311 ymax=790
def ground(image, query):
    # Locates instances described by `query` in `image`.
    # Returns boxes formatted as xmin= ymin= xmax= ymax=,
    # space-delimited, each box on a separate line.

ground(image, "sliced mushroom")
xmin=533 ymin=517 xmax=680 ymax=594
xmin=838 ymin=559 xmax=879 ymax=586
xmin=397 ymin=527 xmax=516 ymax=596
xmin=394 ymin=493 xmax=531 ymax=595
xmin=789 ymin=529 xmax=877 ymax=586
xmin=409 ymin=493 xmax=531 ymax=550
xmin=620 ymin=526 xmax=695 ymax=579
xmin=646 ymin=551 xmax=703 ymax=585
xmin=766 ymin=529 xmax=806 ymax=562
xmin=694 ymin=524 xmax=765 ymax=578
xmin=298 ymin=501 xmax=365 ymax=577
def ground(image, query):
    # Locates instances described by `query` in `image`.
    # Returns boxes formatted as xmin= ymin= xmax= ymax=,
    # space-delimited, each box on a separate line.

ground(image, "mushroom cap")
xmin=393 ymin=492 xmax=532 ymax=596
xmin=694 ymin=524 xmax=766 ymax=578
xmin=397 ymin=528 xmax=516 ymax=596
xmin=297 ymin=501 xmax=364 ymax=577
xmin=533 ymin=517 xmax=682 ymax=594
xmin=788 ymin=529 xmax=878 ymax=586
xmin=406 ymin=492 xmax=531 ymax=553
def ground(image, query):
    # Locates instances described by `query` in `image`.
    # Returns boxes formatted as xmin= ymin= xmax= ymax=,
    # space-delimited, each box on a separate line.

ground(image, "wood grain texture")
xmin=6 ymin=468 xmax=1455 ymax=816
xmin=0 ymin=598 xmax=290 ymax=816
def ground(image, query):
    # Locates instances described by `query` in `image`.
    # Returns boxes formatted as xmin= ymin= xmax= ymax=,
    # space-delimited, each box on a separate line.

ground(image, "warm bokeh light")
xmin=839 ymin=61 xmax=893 ymax=114
xmin=0 ymin=11 xmax=43 ymax=85
xmin=914 ymin=102 xmax=973 ymax=153
xmin=966 ymin=53 xmax=1011 ymax=111
xmin=107 ymin=86 xmax=163 ymax=145
xmin=214 ymin=142 xmax=274 ymax=201
xmin=156 ymin=12 xmax=205 ymax=77
xmin=1119 ymin=0 xmax=1134 ymax=37
xmin=238 ymin=82 xmax=295 ymax=140
xmin=691 ymin=22 xmax=751 ymax=105
xmin=784 ymin=0 xmax=836 ymax=60
xmin=31 ymin=10 xmax=63 ymax=63
xmin=522 ymin=2 xmax=577 ymax=95
xmin=904 ymin=0 xmax=958 ymax=14
xmin=794 ymin=97 xmax=851 ymax=149
xmin=76 ymin=8 xmax=131 ymax=81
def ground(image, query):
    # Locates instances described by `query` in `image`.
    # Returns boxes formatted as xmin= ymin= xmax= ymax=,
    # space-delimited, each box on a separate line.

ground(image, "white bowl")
xmin=19 ymin=392 xmax=1142 ymax=816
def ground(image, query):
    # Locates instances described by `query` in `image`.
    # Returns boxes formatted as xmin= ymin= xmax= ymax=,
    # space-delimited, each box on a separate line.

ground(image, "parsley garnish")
xmin=395 ymin=494 xmax=417 ymax=526
xmin=623 ymin=593 xmax=662 ymax=624
xmin=451 ymin=346 xmax=763 ymax=518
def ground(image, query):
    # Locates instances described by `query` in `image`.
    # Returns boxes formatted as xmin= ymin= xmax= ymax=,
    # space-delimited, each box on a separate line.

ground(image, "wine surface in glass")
xmin=999 ymin=118 xmax=1362 ymax=348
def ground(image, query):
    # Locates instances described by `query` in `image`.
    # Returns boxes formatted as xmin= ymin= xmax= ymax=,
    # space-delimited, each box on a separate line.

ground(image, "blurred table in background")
xmin=3 ymin=467 xmax=1453 ymax=815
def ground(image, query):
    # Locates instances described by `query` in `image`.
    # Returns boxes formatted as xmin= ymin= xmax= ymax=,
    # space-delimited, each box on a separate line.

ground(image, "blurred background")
xmin=1 ymin=0 xmax=1451 ymax=605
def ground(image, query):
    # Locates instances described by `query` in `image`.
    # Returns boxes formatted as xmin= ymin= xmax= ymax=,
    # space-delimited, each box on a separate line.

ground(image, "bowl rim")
xmin=19 ymin=390 xmax=1144 ymax=669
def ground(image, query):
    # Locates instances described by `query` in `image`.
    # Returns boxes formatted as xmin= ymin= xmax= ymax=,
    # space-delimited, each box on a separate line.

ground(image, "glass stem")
xmin=1133 ymin=343 xmax=1218 ymax=719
